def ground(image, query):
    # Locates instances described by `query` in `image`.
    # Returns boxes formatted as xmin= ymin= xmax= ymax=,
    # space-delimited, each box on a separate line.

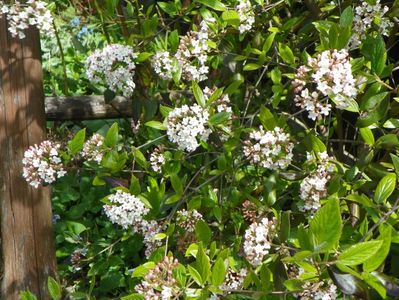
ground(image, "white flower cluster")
xmin=176 ymin=209 xmax=203 ymax=232
xmin=86 ymin=44 xmax=137 ymax=97
xmin=152 ymin=50 xmax=176 ymax=80
xmin=0 ymin=0 xmax=54 ymax=39
xmin=299 ymin=152 xmax=334 ymax=213
xmin=22 ymin=140 xmax=66 ymax=188
xmin=81 ymin=133 xmax=104 ymax=163
xmin=150 ymin=147 xmax=166 ymax=172
xmin=351 ymin=0 xmax=393 ymax=47
xmin=236 ymin=0 xmax=255 ymax=34
xmin=220 ymin=268 xmax=247 ymax=292
xmin=243 ymin=126 xmax=294 ymax=170
xmin=297 ymin=280 xmax=337 ymax=300
xmin=103 ymin=190 xmax=163 ymax=256
xmin=135 ymin=256 xmax=180 ymax=300
xmin=103 ymin=190 xmax=149 ymax=229
xmin=203 ymin=86 xmax=233 ymax=114
xmin=243 ymin=217 xmax=277 ymax=266
xmin=166 ymin=104 xmax=211 ymax=152
xmin=293 ymin=49 xmax=357 ymax=120
xmin=176 ymin=21 xmax=212 ymax=82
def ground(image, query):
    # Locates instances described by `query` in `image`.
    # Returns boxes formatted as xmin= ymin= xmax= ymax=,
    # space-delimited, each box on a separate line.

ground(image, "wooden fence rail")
xmin=44 ymin=95 xmax=133 ymax=120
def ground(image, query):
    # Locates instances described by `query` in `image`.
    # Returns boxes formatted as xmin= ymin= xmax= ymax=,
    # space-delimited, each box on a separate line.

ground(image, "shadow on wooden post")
xmin=0 ymin=17 xmax=57 ymax=299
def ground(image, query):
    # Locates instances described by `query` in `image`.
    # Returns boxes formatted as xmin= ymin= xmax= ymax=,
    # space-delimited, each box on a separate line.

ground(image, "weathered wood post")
xmin=0 ymin=16 xmax=57 ymax=299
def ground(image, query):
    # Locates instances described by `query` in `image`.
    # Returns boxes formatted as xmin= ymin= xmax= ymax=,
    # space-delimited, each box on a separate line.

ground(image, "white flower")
xmin=294 ymin=49 xmax=357 ymax=119
xmin=152 ymin=50 xmax=176 ymax=80
xmin=298 ymin=152 xmax=334 ymax=213
xmin=0 ymin=0 xmax=54 ymax=39
xmin=103 ymin=190 xmax=149 ymax=229
xmin=243 ymin=217 xmax=276 ymax=266
xmin=166 ymin=104 xmax=211 ymax=152
xmin=220 ymin=268 xmax=248 ymax=292
xmin=351 ymin=0 xmax=393 ymax=47
xmin=243 ymin=126 xmax=294 ymax=170
xmin=175 ymin=21 xmax=212 ymax=82
xmin=86 ymin=44 xmax=137 ymax=97
xmin=22 ymin=140 xmax=66 ymax=188
xmin=236 ymin=0 xmax=255 ymax=34
xmin=81 ymin=134 xmax=104 ymax=163
xmin=150 ymin=148 xmax=166 ymax=172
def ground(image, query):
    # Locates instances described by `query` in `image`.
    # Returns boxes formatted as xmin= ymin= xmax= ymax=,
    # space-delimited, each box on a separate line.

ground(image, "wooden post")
xmin=0 ymin=18 xmax=57 ymax=299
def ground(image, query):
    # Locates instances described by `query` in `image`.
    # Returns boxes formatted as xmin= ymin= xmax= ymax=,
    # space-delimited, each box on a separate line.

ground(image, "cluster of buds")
xmin=149 ymin=147 xmax=166 ymax=172
xmin=166 ymin=104 xmax=211 ymax=152
xmin=86 ymin=44 xmax=137 ymax=97
xmin=176 ymin=209 xmax=203 ymax=233
xmin=81 ymin=133 xmax=105 ymax=163
xmin=243 ymin=126 xmax=294 ymax=170
xmin=135 ymin=256 xmax=180 ymax=299
xmin=219 ymin=268 xmax=248 ymax=292
xmin=298 ymin=152 xmax=334 ymax=213
xmin=293 ymin=49 xmax=357 ymax=120
xmin=22 ymin=140 xmax=66 ymax=188
xmin=296 ymin=280 xmax=337 ymax=300
xmin=243 ymin=217 xmax=277 ymax=266
xmin=70 ymin=248 xmax=87 ymax=272
xmin=175 ymin=20 xmax=213 ymax=82
xmin=351 ymin=0 xmax=393 ymax=47
xmin=236 ymin=0 xmax=255 ymax=34
xmin=139 ymin=220 xmax=165 ymax=258
xmin=0 ymin=0 xmax=54 ymax=39
xmin=242 ymin=200 xmax=258 ymax=223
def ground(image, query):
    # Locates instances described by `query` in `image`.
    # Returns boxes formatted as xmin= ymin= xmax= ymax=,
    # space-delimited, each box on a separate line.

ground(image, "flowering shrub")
xmin=10 ymin=0 xmax=399 ymax=299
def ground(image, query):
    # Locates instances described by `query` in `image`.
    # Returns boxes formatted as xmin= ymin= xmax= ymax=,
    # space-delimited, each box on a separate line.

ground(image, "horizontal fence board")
xmin=45 ymin=95 xmax=133 ymax=120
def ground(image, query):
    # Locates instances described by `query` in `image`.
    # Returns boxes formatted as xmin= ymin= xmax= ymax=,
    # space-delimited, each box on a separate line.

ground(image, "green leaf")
xmin=374 ymin=173 xmax=396 ymax=204
xmin=19 ymin=290 xmax=37 ymax=300
xmin=278 ymin=43 xmax=295 ymax=64
xmin=132 ymin=262 xmax=156 ymax=278
xmin=129 ymin=175 xmax=141 ymax=195
xmin=195 ymin=220 xmax=212 ymax=245
xmin=309 ymin=199 xmax=342 ymax=252
xmin=375 ymin=134 xmax=399 ymax=149
xmin=105 ymin=123 xmax=119 ymax=147
xmin=121 ymin=294 xmax=145 ymax=300
xmin=170 ymin=173 xmax=183 ymax=195
xmin=259 ymin=105 xmax=276 ymax=130
xmin=390 ymin=154 xmax=399 ymax=177
xmin=340 ymin=7 xmax=354 ymax=27
xmin=221 ymin=10 xmax=240 ymax=26
xmin=208 ymin=112 xmax=231 ymax=125
xmin=346 ymin=194 xmax=375 ymax=208
xmin=192 ymin=81 xmax=206 ymax=107
xmin=194 ymin=244 xmax=211 ymax=284
xmin=364 ymin=226 xmax=392 ymax=272
xmin=66 ymin=221 xmax=87 ymax=235
xmin=188 ymin=265 xmax=203 ymax=286
xmin=133 ymin=148 xmax=148 ymax=168
xmin=47 ymin=276 xmax=61 ymax=300
xmin=243 ymin=63 xmax=262 ymax=71
xmin=361 ymin=35 xmax=387 ymax=76
xmin=359 ymin=128 xmax=374 ymax=146
xmin=337 ymin=240 xmax=383 ymax=266
xmin=68 ymin=128 xmax=86 ymax=155
xmin=263 ymin=32 xmax=276 ymax=54
xmin=145 ymin=121 xmax=166 ymax=130
xmin=211 ymin=258 xmax=226 ymax=286
xmin=196 ymin=0 xmax=226 ymax=11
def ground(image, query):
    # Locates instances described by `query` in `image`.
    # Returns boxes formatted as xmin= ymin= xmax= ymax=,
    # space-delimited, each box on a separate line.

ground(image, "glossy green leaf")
xmin=374 ymin=173 xmax=396 ymax=203
xmin=337 ymin=240 xmax=383 ymax=266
